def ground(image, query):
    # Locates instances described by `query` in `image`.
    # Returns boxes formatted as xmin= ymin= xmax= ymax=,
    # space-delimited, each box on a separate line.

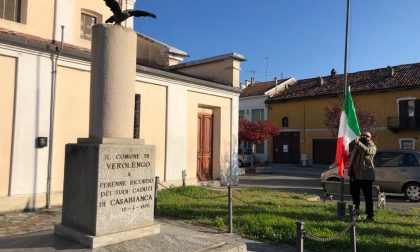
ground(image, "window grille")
xmin=133 ymin=94 xmax=141 ymax=139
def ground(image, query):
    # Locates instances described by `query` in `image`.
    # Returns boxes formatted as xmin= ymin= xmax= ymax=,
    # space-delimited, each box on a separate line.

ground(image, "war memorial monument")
xmin=54 ymin=2 xmax=159 ymax=248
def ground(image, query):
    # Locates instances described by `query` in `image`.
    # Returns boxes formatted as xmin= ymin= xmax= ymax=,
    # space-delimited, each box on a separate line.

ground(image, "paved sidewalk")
xmin=0 ymin=208 xmax=296 ymax=252
xmin=0 ymin=209 xmax=61 ymax=238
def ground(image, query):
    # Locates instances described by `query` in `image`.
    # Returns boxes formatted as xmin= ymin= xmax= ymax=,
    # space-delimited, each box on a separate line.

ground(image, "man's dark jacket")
xmin=347 ymin=140 xmax=377 ymax=181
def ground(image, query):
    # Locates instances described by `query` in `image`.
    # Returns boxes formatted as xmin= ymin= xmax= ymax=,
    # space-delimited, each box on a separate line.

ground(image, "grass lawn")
xmin=157 ymin=186 xmax=420 ymax=252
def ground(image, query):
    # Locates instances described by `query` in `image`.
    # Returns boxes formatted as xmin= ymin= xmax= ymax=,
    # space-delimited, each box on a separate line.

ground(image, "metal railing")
xmin=296 ymin=205 xmax=358 ymax=252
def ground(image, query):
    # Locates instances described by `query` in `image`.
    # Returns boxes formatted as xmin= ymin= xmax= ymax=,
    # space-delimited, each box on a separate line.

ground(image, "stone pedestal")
xmin=55 ymin=24 xmax=160 ymax=248
xmin=55 ymin=138 xmax=159 ymax=248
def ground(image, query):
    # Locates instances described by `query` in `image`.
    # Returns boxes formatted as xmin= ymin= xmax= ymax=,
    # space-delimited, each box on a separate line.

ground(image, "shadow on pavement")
xmin=0 ymin=230 xmax=85 ymax=251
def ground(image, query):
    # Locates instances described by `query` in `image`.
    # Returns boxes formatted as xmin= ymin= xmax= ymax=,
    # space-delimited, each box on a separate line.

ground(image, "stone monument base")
xmin=55 ymin=223 xmax=160 ymax=248
xmin=57 ymin=137 xmax=158 ymax=248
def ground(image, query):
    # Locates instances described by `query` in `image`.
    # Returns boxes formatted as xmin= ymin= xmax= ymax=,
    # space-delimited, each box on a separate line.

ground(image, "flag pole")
xmin=337 ymin=0 xmax=351 ymax=219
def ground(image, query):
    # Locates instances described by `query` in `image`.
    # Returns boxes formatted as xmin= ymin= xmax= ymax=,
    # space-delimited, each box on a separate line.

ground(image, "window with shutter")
xmin=251 ymin=109 xmax=264 ymax=121
xmin=399 ymin=100 xmax=409 ymax=129
xmin=0 ymin=0 xmax=20 ymax=22
xmin=239 ymin=110 xmax=244 ymax=120
xmin=415 ymin=99 xmax=420 ymax=129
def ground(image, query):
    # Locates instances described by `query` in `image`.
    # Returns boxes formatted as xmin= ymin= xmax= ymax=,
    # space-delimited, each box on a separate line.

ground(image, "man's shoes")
xmin=366 ymin=216 xmax=375 ymax=222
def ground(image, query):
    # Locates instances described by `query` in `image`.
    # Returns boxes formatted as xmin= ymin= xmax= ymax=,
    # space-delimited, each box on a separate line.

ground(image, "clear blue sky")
xmin=134 ymin=0 xmax=420 ymax=83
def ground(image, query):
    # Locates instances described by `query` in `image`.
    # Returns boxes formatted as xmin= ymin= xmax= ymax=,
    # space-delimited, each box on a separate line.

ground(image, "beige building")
xmin=0 ymin=0 xmax=245 ymax=212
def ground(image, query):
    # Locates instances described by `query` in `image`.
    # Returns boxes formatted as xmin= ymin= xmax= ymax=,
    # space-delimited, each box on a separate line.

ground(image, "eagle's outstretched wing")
xmin=103 ymin=0 xmax=122 ymax=15
xmin=105 ymin=16 xmax=116 ymax=23
xmin=127 ymin=10 xmax=156 ymax=19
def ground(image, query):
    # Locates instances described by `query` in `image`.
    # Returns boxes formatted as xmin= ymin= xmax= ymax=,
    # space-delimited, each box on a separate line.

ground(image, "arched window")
xmin=282 ymin=117 xmax=288 ymax=127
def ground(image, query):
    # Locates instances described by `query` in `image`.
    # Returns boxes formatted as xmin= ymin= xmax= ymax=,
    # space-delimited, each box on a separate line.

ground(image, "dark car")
xmin=320 ymin=150 xmax=420 ymax=202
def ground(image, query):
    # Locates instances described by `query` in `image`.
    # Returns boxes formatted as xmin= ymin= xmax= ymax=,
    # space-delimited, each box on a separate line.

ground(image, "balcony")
xmin=387 ymin=116 xmax=419 ymax=132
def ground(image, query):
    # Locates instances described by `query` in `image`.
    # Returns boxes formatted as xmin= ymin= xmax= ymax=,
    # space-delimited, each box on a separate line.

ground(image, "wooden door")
xmin=313 ymin=139 xmax=336 ymax=164
xmin=197 ymin=113 xmax=213 ymax=181
xmin=273 ymin=132 xmax=300 ymax=164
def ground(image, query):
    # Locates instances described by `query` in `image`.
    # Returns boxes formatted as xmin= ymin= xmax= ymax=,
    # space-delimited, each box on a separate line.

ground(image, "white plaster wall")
xmin=54 ymin=0 xmax=74 ymax=44
xmin=165 ymin=85 xmax=188 ymax=181
xmin=125 ymin=0 xmax=136 ymax=28
xmin=1 ymin=41 xmax=239 ymax=198
xmin=0 ymin=43 xmax=91 ymax=196
xmin=0 ymin=45 xmax=52 ymax=195
xmin=239 ymin=95 xmax=269 ymax=161
xmin=137 ymin=71 xmax=240 ymax=183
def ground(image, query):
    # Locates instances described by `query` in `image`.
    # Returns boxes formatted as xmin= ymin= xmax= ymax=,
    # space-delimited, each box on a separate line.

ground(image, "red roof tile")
xmin=267 ymin=63 xmax=420 ymax=102
xmin=0 ymin=27 xmax=90 ymax=52
xmin=240 ymin=79 xmax=289 ymax=98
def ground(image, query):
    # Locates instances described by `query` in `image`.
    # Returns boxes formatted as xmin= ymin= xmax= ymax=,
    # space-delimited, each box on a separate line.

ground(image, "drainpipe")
xmin=52 ymin=0 xmax=58 ymax=42
xmin=46 ymin=26 xmax=64 ymax=209
xmin=125 ymin=0 xmax=128 ymax=27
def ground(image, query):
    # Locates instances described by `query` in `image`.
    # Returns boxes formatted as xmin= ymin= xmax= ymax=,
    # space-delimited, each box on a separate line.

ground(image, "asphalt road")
xmin=237 ymin=165 xmax=419 ymax=211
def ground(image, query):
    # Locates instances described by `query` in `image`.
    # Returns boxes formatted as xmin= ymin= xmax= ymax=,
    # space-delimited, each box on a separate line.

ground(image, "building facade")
xmin=0 ymin=0 xmax=245 ymax=212
xmin=239 ymin=78 xmax=296 ymax=162
xmin=266 ymin=64 xmax=420 ymax=165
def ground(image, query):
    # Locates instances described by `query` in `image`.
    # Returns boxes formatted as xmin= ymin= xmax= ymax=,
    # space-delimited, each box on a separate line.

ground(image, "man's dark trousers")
xmin=350 ymin=179 xmax=374 ymax=218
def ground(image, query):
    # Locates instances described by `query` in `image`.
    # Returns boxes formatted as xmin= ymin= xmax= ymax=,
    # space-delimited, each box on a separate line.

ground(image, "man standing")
xmin=348 ymin=131 xmax=377 ymax=221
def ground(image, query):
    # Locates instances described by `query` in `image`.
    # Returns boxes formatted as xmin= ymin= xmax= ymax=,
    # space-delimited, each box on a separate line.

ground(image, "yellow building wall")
xmin=268 ymin=89 xmax=420 ymax=164
xmin=0 ymin=55 xmax=16 ymax=197
xmin=0 ymin=0 xmax=54 ymax=40
xmin=177 ymin=59 xmax=239 ymax=87
xmin=52 ymin=66 xmax=90 ymax=194
xmin=187 ymin=92 xmax=232 ymax=180
xmin=135 ymin=81 xmax=167 ymax=179
xmin=0 ymin=0 xmax=115 ymax=48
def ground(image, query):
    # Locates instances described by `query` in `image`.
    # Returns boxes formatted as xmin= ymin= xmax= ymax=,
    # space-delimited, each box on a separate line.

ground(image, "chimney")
xmin=387 ymin=66 xmax=395 ymax=77
xmin=241 ymin=80 xmax=250 ymax=89
xmin=331 ymin=68 xmax=337 ymax=76
xmin=318 ymin=76 xmax=324 ymax=86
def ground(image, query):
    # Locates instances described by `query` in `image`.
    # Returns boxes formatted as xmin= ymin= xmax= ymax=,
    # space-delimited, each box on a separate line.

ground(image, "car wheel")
xmin=403 ymin=182 xmax=420 ymax=202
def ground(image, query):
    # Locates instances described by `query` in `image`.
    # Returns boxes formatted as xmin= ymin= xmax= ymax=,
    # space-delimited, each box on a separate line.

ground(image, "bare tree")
xmin=324 ymin=100 xmax=377 ymax=139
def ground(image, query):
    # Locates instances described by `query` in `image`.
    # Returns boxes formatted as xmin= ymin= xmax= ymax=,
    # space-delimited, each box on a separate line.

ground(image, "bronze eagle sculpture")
xmin=103 ymin=0 xmax=156 ymax=25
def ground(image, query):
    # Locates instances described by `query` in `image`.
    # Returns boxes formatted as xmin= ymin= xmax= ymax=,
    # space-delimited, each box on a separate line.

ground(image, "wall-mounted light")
xmin=36 ymin=137 xmax=48 ymax=148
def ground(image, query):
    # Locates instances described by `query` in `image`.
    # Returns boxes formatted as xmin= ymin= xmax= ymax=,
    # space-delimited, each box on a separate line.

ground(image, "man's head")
xmin=360 ymin=132 xmax=372 ymax=144
xmin=362 ymin=132 xmax=371 ymax=139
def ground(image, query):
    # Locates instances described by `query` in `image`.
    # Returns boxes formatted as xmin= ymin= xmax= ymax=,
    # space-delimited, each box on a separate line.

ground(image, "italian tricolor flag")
xmin=335 ymin=87 xmax=361 ymax=177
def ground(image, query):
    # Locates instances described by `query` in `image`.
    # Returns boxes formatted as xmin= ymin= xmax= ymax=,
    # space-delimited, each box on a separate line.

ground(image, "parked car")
xmin=320 ymin=150 xmax=420 ymax=202
xmin=238 ymin=148 xmax=252 ymax=167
